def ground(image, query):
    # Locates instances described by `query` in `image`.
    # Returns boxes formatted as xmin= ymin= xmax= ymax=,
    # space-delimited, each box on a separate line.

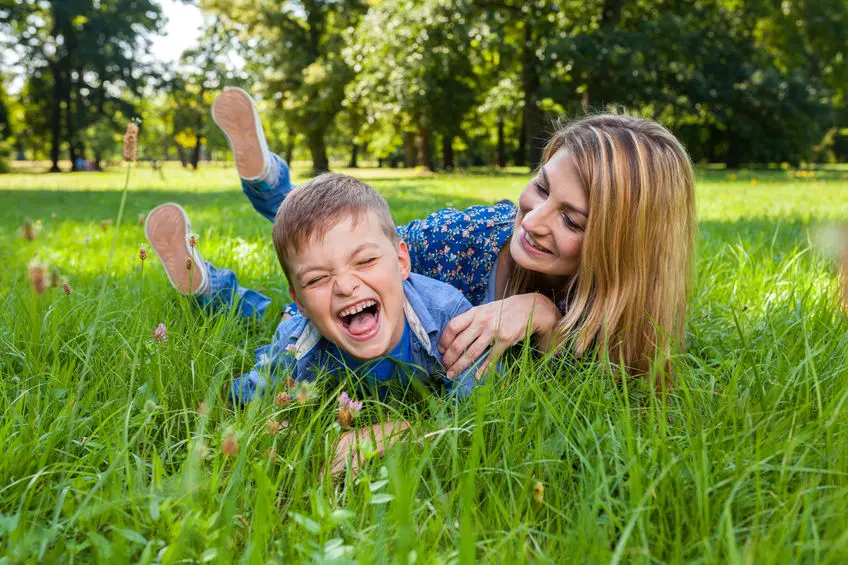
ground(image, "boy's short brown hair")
xmin=272 ymin=173 xmax=398 ymax=281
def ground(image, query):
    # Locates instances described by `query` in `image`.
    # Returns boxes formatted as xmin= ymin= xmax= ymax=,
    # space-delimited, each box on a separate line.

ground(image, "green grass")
xmin=1 ymin=161 xmax=848 ymax=563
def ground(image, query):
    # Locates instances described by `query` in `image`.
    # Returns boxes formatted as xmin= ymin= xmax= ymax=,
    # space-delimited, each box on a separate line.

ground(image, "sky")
xmin=149 ymin=0 xmax=206 ymax=64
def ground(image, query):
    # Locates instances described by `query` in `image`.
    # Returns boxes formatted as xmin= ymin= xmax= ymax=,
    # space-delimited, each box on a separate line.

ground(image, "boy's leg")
xmin=144 ymin=203 xmax=271 ymax=320
xmin=211 ymin=88 xmax=297 ymax=222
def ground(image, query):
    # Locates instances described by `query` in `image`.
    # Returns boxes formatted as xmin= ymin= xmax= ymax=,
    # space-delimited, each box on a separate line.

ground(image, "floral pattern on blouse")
xmin=396 ymin=200 xmax=517 ymax=307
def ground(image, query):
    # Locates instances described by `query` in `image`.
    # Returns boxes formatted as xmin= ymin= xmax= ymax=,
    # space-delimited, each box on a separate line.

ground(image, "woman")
xmin=145 ymin=88 xmax=696 ymax=386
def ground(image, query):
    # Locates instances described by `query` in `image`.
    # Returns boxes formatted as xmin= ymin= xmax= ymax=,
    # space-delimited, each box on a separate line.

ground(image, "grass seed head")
xmin=336 ymin=392 xmax=363 ymax=429
xmin=295 ymin=383 xmax=313 ymax=405
xmin=274 ymin=392 xmax=291 ymax=407
xmin=266 ymin=418 xmax=282 ymax=434
xmin=62 ymin=282 xmax=72 ymax=295
xmin=533 ymin=481 xmax=544 ymax=506
xmin=28 ymin=260 xmax=46 ymax=295
xmin=50 ymin=268 xmax=61 ymax=288
xmin=222 ymin=432 xmax=239 ymax=457
xmin=152 ymin=323 xmax=167 ymax=343
xmin=22 ymin=218 xmax=35 ymax=241
xmin=123 ymin=122 xmax=139 ymax=162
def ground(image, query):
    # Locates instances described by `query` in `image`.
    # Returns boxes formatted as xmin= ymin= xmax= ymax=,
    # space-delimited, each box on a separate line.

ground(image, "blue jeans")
xmin=203 ymin=154 xmax=294 ymax=319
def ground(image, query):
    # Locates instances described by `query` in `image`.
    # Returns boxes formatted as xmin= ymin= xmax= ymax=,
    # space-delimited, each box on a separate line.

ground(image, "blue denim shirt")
xmin=230 ymin=273 xmax=485 ymax=404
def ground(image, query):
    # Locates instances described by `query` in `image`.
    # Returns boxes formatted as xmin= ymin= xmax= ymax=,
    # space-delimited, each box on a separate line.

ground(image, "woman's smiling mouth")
xmin=521 ymin=230 xmax=553 ymax=255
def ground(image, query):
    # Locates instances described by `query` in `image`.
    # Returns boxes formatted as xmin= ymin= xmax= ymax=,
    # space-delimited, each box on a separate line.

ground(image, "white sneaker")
xmin=211 ymin=87 xmax=272 ymax=182
xmin=144 ymin=203 xmax=210 ymax=296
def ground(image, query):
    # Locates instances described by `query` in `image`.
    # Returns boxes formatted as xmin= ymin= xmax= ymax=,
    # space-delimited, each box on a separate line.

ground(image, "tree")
xmin=348 ymin=0 xmax=489 ymax=170
xmin=161 ymin=19 xmax=246 ymax=170
xmin=203 ymin=0 xmax=367 ymax=173
xmin=0 ymin=0 xmax=162 ymax=171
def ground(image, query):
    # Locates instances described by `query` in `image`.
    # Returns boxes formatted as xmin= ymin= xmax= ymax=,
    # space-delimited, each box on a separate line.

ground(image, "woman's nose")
xmin=522 ymin=200 xmax=553 ymax=235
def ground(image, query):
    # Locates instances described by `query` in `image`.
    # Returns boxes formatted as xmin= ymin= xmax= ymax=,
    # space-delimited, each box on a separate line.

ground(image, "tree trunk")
xmin=403 ymin=131 xmax=417 ymax=168
xmin=66 ymin=66 xmax=80 ymax=171
xmin=495 ymin=117 xmax=506 ymax=168
xmin=48 ymin=63 xmax=63 ymax=173
xmin=190 ymin=140 xmax=202 ymax=170
xmin=514 ymin=114 xmax=526 ymax=167
xmin=522 ymin=20 xmax=544 ymax=169
xmin=442 ymin=134 xmax=455 ymax=169
xmin=175 ymin=141 xmax=189 ymax=168
xmin=285 ymin=127 xmax=295 ymax=164
xmin=348 ymin=143 xmax=359 ymax=168
xmin=307 ymin=129 xmax=329 ymax=173
xmin=417 ymin=127 xmax=432 ymax=171
xmin=94 ymin=149 xmax=103 ymax=171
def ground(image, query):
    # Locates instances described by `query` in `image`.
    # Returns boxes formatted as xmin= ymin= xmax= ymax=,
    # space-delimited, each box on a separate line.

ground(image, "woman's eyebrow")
xmin=543 ymin=166 xmax=588 ymax=217
xmin=540 ymin=166 xmax=550 ymax=187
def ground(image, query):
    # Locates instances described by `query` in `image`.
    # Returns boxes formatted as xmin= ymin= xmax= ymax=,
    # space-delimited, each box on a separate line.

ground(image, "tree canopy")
xmin=1 ymin=0 xmax=845 ymax=171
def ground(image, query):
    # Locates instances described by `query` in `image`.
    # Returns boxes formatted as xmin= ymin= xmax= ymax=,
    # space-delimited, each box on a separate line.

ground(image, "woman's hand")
xmin=438 ymin=293 xmax=560 ymax=378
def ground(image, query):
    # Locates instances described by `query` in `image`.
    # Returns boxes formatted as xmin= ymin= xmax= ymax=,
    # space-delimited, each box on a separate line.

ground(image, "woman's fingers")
xmin=438 ymin=309 xmax=476 ymax=354
xmin=445 ymin=334 xmax=492 ymax=378
xmin=441 ymin=321 xmax=485 ymax=370
xmin=474 ymin=338 xmax=511 ymax=379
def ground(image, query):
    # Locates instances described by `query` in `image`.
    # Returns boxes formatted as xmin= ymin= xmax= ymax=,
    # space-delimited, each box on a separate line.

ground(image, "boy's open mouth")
xmin=337 ymin=299 xmax=382 ymax=342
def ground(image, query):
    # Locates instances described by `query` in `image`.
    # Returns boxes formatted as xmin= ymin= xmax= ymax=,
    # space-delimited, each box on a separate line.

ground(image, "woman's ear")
xmin=397 ymin=240 xmax=412 ymax=281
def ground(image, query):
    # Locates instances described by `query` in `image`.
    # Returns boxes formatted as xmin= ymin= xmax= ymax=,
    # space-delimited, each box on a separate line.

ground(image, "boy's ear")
xmin=397 ymin=239 xmax=411 ymax=281
xmin=288 ymin=281 xmax=303 ymax=312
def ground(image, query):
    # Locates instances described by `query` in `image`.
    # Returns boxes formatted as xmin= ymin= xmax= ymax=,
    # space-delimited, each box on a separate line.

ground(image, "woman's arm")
xmin=438 ymin=293 xmax=560 ymax=377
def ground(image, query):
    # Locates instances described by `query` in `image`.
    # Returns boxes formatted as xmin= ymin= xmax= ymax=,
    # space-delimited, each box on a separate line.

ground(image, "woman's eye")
xmin=563 ymin=214 xmax=584 ymax=232
xmin=534 ymin=181 xmax=549 ymax=196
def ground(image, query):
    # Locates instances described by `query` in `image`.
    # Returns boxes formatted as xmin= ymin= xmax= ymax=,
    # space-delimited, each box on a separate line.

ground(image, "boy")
xmin=230 ymin=172 xmax=485 ymax=402
xmin=144 ymin=178 xmax=486 ymax=403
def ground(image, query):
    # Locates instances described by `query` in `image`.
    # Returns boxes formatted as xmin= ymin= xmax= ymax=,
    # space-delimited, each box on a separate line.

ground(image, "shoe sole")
xmin=211 ymin=88 xmax=267 ymax=180
xmin=144 ymin=203 xmax=206 ymax=295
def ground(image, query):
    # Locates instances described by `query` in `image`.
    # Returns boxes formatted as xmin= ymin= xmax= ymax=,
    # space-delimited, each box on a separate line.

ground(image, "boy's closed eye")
xmin=304 ymin=275 xmax=327 ymax=287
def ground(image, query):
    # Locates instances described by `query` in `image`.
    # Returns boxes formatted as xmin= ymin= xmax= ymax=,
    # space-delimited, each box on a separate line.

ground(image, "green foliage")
xmin=2 ymin=164 xmax=848 ymax=560
xmin=3 ymin=0 xmax=848 ymax=169
xmin=0 ymin=0 xmax=163 ymax=170
xmin=203 ymin=0 xmax=368 ymax=172
xmin=161 ymin=19 xmax=247 ymax=170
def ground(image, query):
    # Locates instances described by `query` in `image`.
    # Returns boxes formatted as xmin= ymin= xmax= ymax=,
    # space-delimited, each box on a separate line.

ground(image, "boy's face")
xmin=288 ymin=212 xmax=411 ymax=360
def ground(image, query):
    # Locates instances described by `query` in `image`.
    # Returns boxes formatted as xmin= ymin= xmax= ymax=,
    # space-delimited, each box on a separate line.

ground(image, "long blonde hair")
xmin=510 ymin=114 xmax=696 ymax=387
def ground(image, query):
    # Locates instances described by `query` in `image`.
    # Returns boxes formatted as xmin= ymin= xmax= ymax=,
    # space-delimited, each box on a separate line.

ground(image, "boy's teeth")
xmin=340 ymin=299 xmax=376 ymax=317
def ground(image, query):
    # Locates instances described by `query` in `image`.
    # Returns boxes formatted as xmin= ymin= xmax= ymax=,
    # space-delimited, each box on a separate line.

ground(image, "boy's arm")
xmin=325 ymin=421 xmax=411 ymax=479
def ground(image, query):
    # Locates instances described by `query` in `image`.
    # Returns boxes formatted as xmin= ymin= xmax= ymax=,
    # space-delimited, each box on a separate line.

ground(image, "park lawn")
xmin=1 ymin=162 xmax=848 ymax=563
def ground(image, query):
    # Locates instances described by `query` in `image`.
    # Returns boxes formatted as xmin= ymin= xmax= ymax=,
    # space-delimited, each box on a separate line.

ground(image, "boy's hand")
xmin=324 ymin=421 xmax=410 ymax=479
xmin=439 ymin=293 xmax=560 ymax=378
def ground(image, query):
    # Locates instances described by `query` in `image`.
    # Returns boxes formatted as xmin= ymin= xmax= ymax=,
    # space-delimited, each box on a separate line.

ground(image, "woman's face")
xmin=510 ymin=149 xmax=588 ymax=277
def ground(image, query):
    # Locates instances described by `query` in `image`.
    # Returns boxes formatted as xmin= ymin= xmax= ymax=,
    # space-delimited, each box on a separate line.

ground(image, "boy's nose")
xmin=333 ymin=275 xmax=360 ymax=296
